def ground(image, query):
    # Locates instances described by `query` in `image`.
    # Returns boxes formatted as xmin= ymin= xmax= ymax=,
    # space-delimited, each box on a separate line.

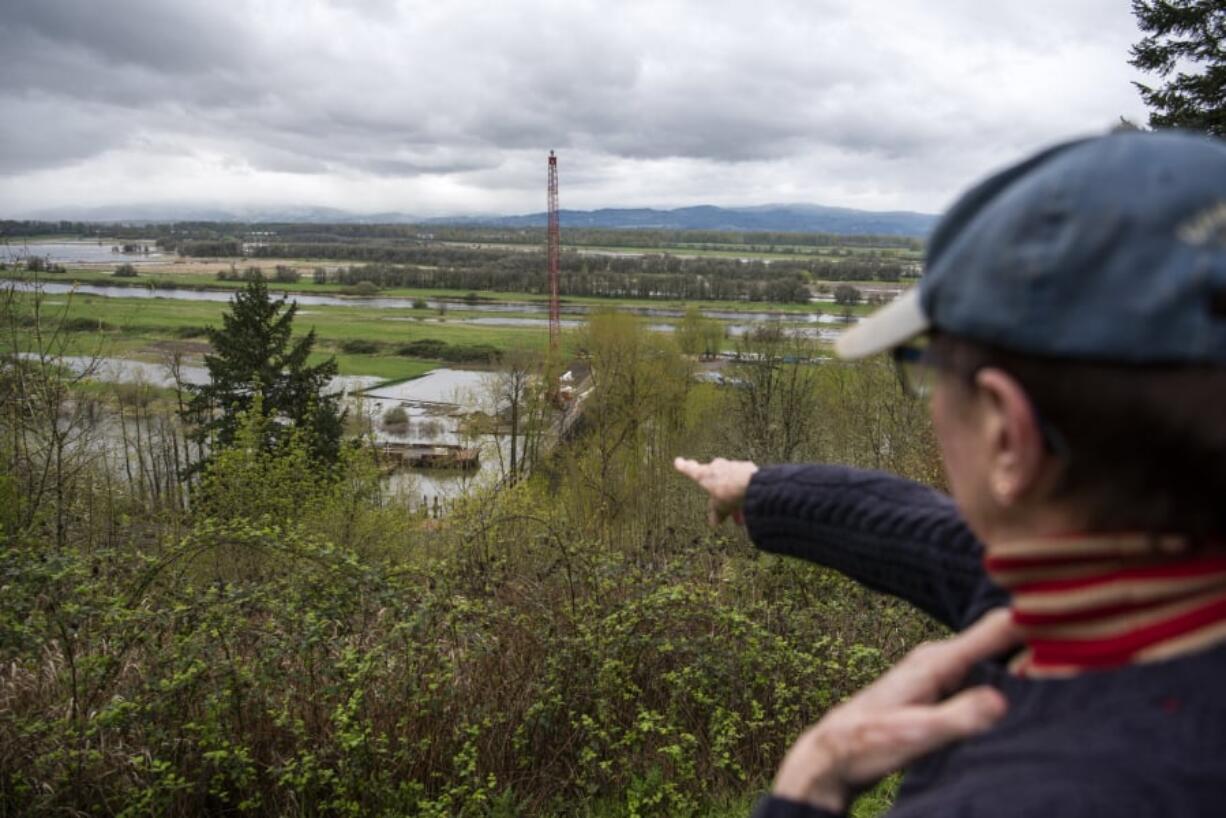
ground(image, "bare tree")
xmin=1 ymin=278 xmax=108 ymax=546
xmin=726 ymin=324 xmax=823 ymax=463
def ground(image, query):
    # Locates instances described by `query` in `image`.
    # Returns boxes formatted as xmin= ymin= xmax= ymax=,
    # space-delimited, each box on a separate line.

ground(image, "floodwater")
xmin=2 ymin=241 xmax=164 ymax=264
xmin=8 ymin=280 xmax=849 ymax=325
xmin=30 ymin=354 xmax=380 ymax=396
xmin=363 ymin=367 xmax=487 ymax=406
xmin=357 ymin=368 xmax=510 ymax=504
xmin=45 ymin=355 xmax=504 ymax=507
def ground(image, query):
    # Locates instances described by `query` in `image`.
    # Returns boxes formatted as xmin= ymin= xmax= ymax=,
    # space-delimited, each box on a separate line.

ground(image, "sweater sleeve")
xmin=743 ymin=463 xmax=1006 ymax=630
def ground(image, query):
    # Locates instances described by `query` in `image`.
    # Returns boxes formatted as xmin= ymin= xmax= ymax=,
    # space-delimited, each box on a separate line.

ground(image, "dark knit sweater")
xmin=743 ymin=464 xmax=1226 ymax=818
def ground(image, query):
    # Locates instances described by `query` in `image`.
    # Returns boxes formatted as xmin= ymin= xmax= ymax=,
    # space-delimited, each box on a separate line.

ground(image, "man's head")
xmin=837 ymin=131 xmax=1226 ymax=541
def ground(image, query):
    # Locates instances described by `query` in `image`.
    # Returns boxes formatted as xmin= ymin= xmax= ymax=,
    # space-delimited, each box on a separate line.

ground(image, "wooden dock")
xmin=378 ymin=442 xmax=480 ymax=470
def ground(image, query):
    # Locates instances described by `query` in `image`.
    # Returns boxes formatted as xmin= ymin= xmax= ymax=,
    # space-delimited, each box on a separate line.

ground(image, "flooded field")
xmin=35 ymin=353 xmax=504 ymax=510
xmin=32 ymin=354 xmax=382 ymax=396
xmin=359 ymin=368 xmax=509 ymax=504
xmin=9 ymin=280 xmax=847 ymax=324
xmin=2 ymin=241 xmax=165 ymax=264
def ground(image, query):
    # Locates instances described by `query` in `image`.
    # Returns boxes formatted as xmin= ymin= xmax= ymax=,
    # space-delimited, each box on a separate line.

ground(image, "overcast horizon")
xmin=1 ymin=0 xmax=1150 ymax=221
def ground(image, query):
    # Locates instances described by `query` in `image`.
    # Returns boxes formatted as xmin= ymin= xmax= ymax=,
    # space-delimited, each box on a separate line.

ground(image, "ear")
xmin=973 ymin=367 xmax=1048 ymax=506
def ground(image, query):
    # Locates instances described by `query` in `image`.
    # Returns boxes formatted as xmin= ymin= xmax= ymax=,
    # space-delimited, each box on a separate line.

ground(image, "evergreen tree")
xmin=185 ymin=278 xmax=344 ymax=467
xmin=1130 ymin=0 xmax=1226 ymax=135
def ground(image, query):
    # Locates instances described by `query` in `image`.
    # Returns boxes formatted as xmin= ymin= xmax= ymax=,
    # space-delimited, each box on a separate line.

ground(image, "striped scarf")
xmin=984 ymin=534 xmax=1226 ymax=677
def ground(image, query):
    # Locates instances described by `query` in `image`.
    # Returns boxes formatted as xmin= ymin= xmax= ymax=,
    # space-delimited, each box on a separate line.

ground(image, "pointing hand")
xmin=673 ymin=456 xmax=759 ymax=527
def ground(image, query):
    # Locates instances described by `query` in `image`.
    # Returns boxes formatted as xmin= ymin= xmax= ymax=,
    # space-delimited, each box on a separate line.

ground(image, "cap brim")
xmin=834 ymin=287 xmax=929 ymax=360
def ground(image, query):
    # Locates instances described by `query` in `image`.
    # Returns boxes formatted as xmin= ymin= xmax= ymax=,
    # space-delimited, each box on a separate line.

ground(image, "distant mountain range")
xmin=427 ymin=204 xmax=936 ymax=236
xmin=23 ymin=202 xmax=937 ymax=237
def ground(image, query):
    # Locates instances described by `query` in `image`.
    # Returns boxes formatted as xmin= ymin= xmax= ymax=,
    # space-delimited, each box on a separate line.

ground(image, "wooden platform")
xmin=378 ymin=442 xmax=480 ymax=470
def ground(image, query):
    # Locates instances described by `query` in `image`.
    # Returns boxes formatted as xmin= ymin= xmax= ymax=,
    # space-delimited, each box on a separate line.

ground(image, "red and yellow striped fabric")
xmin=984 ymin=534 xmax=1226 ymax=676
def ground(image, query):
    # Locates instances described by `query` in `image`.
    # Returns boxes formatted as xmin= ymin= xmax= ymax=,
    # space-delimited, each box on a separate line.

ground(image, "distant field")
xmin=27 ymin=267 xmax=887 ymax=317
xmin=10 ymin=290 xmax=558 ymax=381
xmin=4 ymin=226 xmax=899 ymax=380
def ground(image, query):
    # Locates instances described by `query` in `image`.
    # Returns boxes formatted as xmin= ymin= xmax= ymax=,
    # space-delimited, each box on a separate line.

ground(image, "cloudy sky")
xmin=1 ymin=0 xmax=1150 ymax=219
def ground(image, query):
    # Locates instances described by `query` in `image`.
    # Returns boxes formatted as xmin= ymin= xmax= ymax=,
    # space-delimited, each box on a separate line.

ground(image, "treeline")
xmin=319 ymin=255 xmax=813 ymax=302
xmin=187 ymin=242 xmax=906 ymax=300
xmin=133 ymin=221 xmax=922 ymax=251
xmin=418 ymin=225 xmax=923 ymax=251
xmin=0 ymin=220 xmax=110 ymax=239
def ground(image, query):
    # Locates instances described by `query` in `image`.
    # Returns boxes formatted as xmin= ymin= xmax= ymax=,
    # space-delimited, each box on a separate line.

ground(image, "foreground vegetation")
xmin=1 ymin=276 xmax=940 ymax=816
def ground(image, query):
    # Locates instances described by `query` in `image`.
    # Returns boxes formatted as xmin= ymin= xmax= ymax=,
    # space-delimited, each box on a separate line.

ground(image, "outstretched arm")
xmin=675 ymin=458 xmax=1005 ymax=630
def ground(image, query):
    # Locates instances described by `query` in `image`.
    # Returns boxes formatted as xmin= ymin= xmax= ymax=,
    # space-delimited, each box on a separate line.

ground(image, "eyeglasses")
xmin=891 ymin=340 xmax=1071 ymax=457
xmin=892 ymin=341 xmax=939 ymax=399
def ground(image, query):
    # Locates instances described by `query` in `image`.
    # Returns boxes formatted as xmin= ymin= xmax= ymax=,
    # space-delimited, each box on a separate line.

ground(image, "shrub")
xmin=113 ymin=262 xmax=139 ymax=277
xmin=397 ymin=338 xmax=448 ymax=359
xmin=242 ymin=266 xmax=265 ymax=282
xmin=339 ymin=339 xmax=379 ymax=355
xmin=382 ymin=405 xmax=409 ymax=429
xmin=412 ymin=297 xmax=429 ymax=309
xmin=62 ymin=317 xmax=115 ymax=332
xmin=396 ymin=338 xmax=500 ymax=363
xmin=833 ymin=284 xmax=862 ymax=306
xmin=344 ymin=280 xmax=380 ymax=296
xmin=274 ymin=265 xmax=300 ymax=283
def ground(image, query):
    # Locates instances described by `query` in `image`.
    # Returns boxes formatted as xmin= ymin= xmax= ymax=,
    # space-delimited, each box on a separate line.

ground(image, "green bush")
xmin=0 ymin=500 xmax=905 ymax=817
xmin=62 ymin=317 xmax=115 ymax=332
xmin=343 ymin=280 xmax=381 ymax=296
xmin=397 ymin=338 xmax=500 ymax=363
xmin=113 ymin=262 xmax=139 ymax=277
xmin=340 ymin=339 xmax=379 ymax=355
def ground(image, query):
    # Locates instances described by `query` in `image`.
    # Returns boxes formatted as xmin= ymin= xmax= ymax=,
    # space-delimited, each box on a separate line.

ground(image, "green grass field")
xmin=12 ymin=291 xmax=559 ymax=381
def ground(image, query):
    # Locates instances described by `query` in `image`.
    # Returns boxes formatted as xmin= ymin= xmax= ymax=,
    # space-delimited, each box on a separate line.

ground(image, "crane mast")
xmin=547 ymin=151 xmax=560 ymax=352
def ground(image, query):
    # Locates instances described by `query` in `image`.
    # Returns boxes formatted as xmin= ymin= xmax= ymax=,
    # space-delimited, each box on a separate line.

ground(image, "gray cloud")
xmin=0 ymin=0 xmax=1150 ymax=216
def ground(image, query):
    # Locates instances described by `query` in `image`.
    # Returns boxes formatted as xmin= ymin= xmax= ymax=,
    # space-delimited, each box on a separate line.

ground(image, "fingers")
xmin=896 ymin=686 xmax=1008 ymax=750
xmin=929 ymin=609 xmax=1021 ymax=690
xmin=859 ymin=609 xmax=1020 ymax=708
xmin=841 ymin=686 xmax=1008 ymax=785
xmin=673 ymin=456 xmax=703 ymax=481
xmin=675 ymin=456 xmax=753 ymax=528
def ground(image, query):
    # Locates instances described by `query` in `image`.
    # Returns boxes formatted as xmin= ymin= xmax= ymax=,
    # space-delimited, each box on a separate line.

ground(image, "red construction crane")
xmin=547 ymin=150 xmax=561 ymax=352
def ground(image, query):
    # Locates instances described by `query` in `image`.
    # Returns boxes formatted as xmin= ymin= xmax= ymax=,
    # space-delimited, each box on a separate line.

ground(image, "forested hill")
xmin=429 ymin=204 xmax=938 ymax=236
xmin=17 ymin=202 xmax=937 ymax=237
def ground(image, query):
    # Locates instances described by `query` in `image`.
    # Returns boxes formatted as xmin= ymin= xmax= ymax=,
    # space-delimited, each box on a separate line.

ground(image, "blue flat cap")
xmin=837 ymin=131 xmax=1226 ymax=364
